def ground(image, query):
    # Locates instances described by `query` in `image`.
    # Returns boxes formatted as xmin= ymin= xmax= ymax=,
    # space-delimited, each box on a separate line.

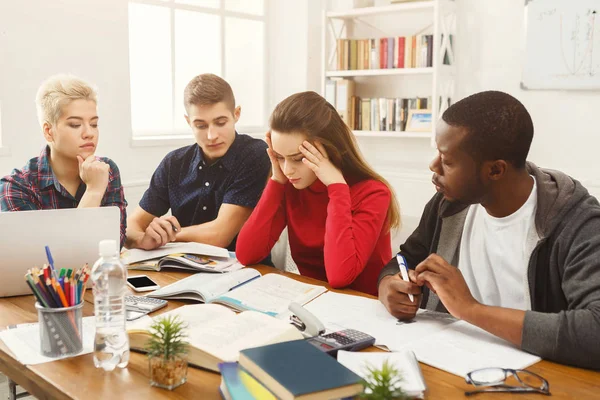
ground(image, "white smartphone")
xmin=126 ymin=275 xmax=160 ymax=292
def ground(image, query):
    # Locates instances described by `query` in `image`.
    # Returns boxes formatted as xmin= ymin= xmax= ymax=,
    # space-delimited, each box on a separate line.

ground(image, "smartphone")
xmin=126 ymin=275 xmax=160 ymax=292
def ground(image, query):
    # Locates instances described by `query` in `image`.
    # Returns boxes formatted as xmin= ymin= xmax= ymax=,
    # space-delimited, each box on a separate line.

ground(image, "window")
xmin=128 ymin=0 xmax=267 ymax=138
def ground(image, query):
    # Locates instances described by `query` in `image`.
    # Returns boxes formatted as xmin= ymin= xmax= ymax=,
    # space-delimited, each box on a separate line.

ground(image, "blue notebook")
xmin=239 ymin=340 xmax=363 ymax=400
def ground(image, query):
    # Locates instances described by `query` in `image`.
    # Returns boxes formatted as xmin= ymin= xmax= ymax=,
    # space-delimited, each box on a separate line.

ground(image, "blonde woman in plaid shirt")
xmin=0 ymin=74 xmax=127 ymax=247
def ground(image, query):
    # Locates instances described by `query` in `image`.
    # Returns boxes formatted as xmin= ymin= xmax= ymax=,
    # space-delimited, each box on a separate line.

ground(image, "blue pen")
xmin=45 ymin=246 xmax=55 ymax=270
xmin=45 ymin=245 xmax=59 ymax=280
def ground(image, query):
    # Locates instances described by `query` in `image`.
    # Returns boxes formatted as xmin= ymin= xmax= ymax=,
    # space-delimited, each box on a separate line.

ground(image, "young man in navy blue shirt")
xmin=126 ymin=74 xmax=270 ymax=251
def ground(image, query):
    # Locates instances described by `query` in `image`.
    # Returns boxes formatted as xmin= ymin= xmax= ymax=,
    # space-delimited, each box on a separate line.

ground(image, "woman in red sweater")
xmin=236 ymin=91 xmax=400 ymax=295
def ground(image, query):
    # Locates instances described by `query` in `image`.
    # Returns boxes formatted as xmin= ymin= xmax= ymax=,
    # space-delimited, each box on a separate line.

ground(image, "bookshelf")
xmin=322 ymin=0 xmax=457 ymax=140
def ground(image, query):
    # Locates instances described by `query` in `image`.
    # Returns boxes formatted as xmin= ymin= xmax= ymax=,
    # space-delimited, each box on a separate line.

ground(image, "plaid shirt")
xmin=0 ymin=146 xmax=127 ymax=247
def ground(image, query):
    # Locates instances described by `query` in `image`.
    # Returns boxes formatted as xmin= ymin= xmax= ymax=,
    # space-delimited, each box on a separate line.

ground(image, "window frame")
xmin=128 ymin=0 xmax=269 ymax=144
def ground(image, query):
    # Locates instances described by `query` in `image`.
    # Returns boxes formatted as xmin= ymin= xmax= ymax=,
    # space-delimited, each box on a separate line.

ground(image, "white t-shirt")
xmin=457 ymin=177 xmax=539 ymax=310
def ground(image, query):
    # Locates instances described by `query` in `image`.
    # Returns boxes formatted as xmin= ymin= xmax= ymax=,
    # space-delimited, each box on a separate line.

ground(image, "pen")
xmin=396 ymin=253 xmax=414 ymax=302
xmin=171 ymin=223 xmax=178 ymax=233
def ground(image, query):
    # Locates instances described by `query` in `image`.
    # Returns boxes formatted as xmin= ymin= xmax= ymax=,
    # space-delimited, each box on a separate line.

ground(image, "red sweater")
xmin=236 ymin=178 xmax=392 ymax=296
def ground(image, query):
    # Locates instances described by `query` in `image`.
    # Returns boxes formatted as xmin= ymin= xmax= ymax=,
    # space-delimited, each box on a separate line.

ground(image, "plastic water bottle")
xmin=92 ymin=239 xmax=130 ymax=371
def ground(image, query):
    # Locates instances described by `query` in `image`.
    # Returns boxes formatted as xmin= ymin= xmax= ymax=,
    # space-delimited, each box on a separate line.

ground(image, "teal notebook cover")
xmin=239 ymin=340 xmax=362 ymax=398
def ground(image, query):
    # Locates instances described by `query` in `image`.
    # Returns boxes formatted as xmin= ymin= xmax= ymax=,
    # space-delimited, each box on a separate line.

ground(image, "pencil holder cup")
xmin=35 ymin=302 xmax=84 ymax=357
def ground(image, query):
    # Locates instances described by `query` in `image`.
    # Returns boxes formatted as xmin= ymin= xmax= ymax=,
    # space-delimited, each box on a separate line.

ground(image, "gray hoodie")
xmin=379 ymin=162 xmax=600 ymax=370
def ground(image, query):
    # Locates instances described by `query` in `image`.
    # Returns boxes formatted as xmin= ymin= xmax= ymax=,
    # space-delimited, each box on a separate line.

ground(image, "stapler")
xmin=288 ymin=302 xmax=326 ymax=338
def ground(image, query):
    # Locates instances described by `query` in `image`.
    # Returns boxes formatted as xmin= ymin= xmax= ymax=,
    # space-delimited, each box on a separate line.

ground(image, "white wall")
xmin=455 ymin=0 xmax=600 ymax=187
xmin=0 ymin=0 xmax=315 ymax=212
xmin=2 ymin=0 xmax=599 ymax=247
xmin=317 ymin=0 xmax=600 ymax=248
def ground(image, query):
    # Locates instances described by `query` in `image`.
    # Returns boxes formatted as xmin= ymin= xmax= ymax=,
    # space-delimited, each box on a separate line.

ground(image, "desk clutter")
xmin=0 ymin=242 xmax=545 ymax=398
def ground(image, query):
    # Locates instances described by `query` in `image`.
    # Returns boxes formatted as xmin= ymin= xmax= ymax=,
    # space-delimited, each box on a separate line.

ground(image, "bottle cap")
xmin=99 ymin=240 xmax=118 ymax=257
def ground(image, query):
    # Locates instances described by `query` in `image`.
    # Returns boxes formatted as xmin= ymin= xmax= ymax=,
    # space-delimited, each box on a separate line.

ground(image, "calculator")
xmin=306 ymin=329 xmax=376 ymax=356
xmin=125 ymin=295 xmax=168 ymax=314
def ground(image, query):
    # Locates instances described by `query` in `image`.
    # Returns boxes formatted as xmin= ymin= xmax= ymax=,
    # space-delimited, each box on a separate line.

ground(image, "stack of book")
xmin=335 ymin=34 xmax=455 ymax=71
xmin=220 ymin=340 xmax=364 ymax=400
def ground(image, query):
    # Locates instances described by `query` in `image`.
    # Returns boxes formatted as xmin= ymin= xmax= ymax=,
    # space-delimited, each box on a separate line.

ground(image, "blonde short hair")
xmin=35 ymin=74 xmax=98 ymax=128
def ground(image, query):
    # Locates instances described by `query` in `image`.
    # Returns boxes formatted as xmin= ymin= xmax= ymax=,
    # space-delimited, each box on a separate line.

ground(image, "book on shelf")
xmin=335 ymin=35 xmax=434 ymax=71
xmin=335 ymin=79 xmax=355 ymax=126
xmin=239 ymin=339 xmax=364 ymax=400
xmin=219 ymin=362 xmax=277 ymax=400
xmin=146 ymin=268 xmax=327 ymax=317
xmin=127 ymin=304 xmax=304 ymax=372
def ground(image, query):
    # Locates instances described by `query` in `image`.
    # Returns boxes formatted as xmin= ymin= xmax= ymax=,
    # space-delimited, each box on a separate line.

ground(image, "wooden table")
xmin=0 ymin=266 xmax=598 ymax=399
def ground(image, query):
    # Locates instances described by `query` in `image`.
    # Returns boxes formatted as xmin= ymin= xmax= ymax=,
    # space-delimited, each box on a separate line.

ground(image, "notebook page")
xmin=127 ymin=304 xmax=236 ymax=333
xmin=337 ymin=350 xmax=426 ymax=398
xmin=189 ymin=311 xmax=303 ymax=362
xmin=215 ymin=274 xmax=327 ymax=317
xmin=399 ymin=320 xmax=541 ymax=377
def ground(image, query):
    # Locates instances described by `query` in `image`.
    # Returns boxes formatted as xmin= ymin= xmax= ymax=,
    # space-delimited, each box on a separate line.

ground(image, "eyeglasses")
xmin=465 ymin=368 xmax=550 ymax=396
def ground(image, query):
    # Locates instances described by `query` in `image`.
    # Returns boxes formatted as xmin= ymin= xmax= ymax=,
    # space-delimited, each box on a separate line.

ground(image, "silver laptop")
xmin=0 ymin=207 xmax=120 ymax=297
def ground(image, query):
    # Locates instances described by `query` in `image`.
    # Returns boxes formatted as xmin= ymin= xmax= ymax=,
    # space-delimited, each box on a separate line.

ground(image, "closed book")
xmin=379 ymin=98 xmax=387 ymax=131
xmin=336 ymin=39 xmax=344 ymax=70
xmin=426 ymin=35 xmax=433 ymax=67
xmin=360 ymin=98 xmax=371 ymax=131
xmin=239 ymin=340 xmax=363 ymax=400
xmin=398 ymin=37 xmax=405 ymax=68
xmin=405 ymin=35 xmax=412 ymax=68
xmin=336 ymin=79 xmax=355 ymax=127
xmin=379 ymin=38 xmax=386 ymax=69
xmin=363 ymin=39 xmax=370 ymax=69
xmin=411 ymin=35 xmax=417 ymax=68
xmin=387 ymin=99 xmax=395 ymax=132
xmin=350 ymin=40 xmax=358 ymax=70
xmin=387 ymin=37 xmax=394 ymax=70
xmin=371 ymin=39 xmax=378 ymax=69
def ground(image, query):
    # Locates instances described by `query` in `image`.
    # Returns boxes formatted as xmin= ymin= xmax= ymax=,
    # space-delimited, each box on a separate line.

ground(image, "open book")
xmin=147 ymin=269 xmax=328 ymax=317
xmin=127 ymin=304 xmax=304 ymax=372
xmin=126 ymin=254 xmax=243 ymax=273
xmin=121 ymin=242 xmax=241 ymax=273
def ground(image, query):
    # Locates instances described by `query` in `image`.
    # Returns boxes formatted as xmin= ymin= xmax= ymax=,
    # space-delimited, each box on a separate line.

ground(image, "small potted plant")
xmin=146 ymin=314 xmax=189 ymax=390
xmin=359 ymin=360 xmax=409 ymax=400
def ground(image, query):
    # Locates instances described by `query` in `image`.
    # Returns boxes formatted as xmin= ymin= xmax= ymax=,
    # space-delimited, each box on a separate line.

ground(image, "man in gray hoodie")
xmin=378 ymin=91 xmax=600 ymax=370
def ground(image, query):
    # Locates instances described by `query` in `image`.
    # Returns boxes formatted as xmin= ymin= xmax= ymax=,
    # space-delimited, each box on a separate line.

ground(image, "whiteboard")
xmin=522 ymin=0 xmax=600 ymax=90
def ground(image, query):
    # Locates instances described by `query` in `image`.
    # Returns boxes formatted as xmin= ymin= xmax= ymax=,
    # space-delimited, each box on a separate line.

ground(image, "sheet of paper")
xmin=121 ymin=242 xmax=229 ymax=265
xmin=398 ymin=320 xmax=542 ymax=377
xmin=216 ymin=274 xmax=327 ymax=317
xmin=337 ymin=350 xmax=426 ymax=398
xmin=303 ymin=291 xmax=456 ymax=349
xmin=0 ymin=317 xmax=95 ymax=365
xmin=0 ymin=316 xmax=159 ymax=365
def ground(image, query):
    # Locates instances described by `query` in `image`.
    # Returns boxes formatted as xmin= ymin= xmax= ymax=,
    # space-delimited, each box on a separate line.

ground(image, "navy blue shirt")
xmin=139 ymin=133 xmax=270 ymax=250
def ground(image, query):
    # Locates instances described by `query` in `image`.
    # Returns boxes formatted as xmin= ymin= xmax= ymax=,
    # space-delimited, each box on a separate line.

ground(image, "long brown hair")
xmin=270 ymin=91 xmax=401 ymax=230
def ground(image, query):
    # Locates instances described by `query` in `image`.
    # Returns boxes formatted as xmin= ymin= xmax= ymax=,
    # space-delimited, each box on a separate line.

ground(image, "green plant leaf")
xmin=359 ymin=360 xmax=410 ymax=400
xmin=145 ymin=314 xmax=189 ymax=361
